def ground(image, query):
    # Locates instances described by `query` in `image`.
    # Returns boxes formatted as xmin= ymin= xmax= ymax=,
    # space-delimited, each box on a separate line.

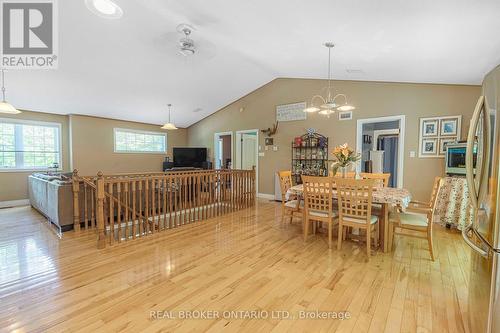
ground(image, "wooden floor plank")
xmin=0 ymin=201 xmax=472 ymax=332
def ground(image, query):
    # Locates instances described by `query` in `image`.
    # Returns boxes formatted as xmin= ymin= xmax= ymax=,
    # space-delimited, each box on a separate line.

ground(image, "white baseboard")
xmin=0 ymin=199 xmax=30 ymax=208
xmin=257 ymin=193 xmax=275 ymax=200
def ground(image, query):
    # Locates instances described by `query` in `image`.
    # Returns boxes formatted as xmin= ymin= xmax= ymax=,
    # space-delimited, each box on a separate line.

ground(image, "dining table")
xmin=286 ymin=184 xmax=413 ymax=253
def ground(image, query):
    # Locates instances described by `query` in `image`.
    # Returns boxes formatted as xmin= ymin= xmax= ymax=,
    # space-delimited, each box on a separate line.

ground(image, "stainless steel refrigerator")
xmin=463 ymin=64 xmax=500 ymax=333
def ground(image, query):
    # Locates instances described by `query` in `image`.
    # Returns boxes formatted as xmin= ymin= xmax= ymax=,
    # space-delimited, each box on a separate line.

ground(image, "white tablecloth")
xmin=286 ymin=184 xmax=412 ymax=208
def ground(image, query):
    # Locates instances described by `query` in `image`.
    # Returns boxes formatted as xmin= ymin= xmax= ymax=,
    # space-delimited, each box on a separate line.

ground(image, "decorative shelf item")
xmin=291 ymin=131 xmax=329 ymax=184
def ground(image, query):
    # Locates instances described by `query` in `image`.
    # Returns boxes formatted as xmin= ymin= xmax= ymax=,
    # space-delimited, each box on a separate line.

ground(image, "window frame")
xmin=0 ymin=117 xmax=63 ymax=172
xmin=113 ymin=128 xmax=167 ymax=154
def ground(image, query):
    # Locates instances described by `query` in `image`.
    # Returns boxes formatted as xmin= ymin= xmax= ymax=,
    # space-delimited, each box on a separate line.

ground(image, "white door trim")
xmin=213 ymin=131 xmax=233 ymax=169
xmin=356 ymin=115 xmax=406 ymax=188
xmin=235 ymin=129 xmax=259 ymax=193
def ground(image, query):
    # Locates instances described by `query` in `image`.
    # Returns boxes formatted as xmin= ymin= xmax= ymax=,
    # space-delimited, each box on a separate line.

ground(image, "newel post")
xmin=96 ymin=171 xmax=106 ymax=249
xmin=72 ymin=169 xmax=81 ymax=232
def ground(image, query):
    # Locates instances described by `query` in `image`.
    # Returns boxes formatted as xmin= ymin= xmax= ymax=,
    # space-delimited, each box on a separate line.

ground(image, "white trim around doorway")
xmin=356 ymin=115 xmax=406 ymax=188
xmin=213 ymin=131 xmax=234 ymax=169
xmin=235 ymin=129 xmax=259 ymax=193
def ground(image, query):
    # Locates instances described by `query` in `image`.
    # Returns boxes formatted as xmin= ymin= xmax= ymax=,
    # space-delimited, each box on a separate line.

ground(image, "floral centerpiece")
xmin=331 ymin=143 xmax=361 ymax=177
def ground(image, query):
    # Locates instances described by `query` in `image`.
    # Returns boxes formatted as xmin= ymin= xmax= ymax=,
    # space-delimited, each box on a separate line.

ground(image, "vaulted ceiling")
xmin=7 ymin=0 xmax=500 ymax=127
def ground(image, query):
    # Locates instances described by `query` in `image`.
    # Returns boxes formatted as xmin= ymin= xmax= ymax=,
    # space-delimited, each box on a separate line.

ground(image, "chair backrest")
xmin=429 ymin=176 xmax=442 ymax=211
xmin=277 ymin=170 xmax=293 ymax=201
xmin=424 ymin=176 xmax=442 ymax=231
xmin=336 ymin=178 xmax=375 ymax=226
xmin=330 ymin=171 xmax=356 ymax=178
xmin=360 ymin=172 xmax=391 ymax=187
xmin=302 ymin=175 xmax=335 ymax=217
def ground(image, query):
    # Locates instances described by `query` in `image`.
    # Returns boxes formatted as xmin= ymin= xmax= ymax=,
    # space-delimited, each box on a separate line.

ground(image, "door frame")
xmin=213 ymin=131 xmax=233 ymax=169
xmin=356 ymin=115 xmax=406 ymax=188
xmin=235 ymin=129 xmax=259 ymax=193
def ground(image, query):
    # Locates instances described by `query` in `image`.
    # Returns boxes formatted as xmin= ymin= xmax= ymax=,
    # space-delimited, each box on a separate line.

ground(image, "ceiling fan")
xmin=177 ymin=23 xmax=196 ymax=56
xmin=155 ymin=23 xmax=216 ymax=61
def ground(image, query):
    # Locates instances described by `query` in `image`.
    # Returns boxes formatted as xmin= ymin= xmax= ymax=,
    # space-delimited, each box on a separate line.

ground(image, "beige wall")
xmin=69 ymin=114 xmax=187 ymax=176
xmin=0 ymin=110 xmax=70 ymax=202
xmin=187 ymin=78 xmax=481 ymax=201
xmin=0 ymin=78 xmax=480 ymax=203
xmin=0 ymin=113 xmax=187 ymax=202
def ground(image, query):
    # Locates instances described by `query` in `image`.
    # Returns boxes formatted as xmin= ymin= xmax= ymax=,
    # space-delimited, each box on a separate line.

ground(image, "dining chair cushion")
xmin=391 ymin=212 xmax=428 ymax=227
xmin=285 ymin=200 xmax=302 ymax=209
xmin=308 ymin=210 xmax=338 ymax=218
xmin=342 ymin=215 xmax=378 ymax=225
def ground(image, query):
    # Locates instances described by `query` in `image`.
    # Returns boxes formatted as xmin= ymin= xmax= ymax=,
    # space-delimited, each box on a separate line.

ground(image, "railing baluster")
xmin=72 ymin=170 xmax=81 ymax=232
xmin=145 ymin=179 xmax=149 ymax=235
xmin=108 ymin=183 xmax=114 ymax=245
xmin=151 ymin=178 xmax=156 ymax=234
xmin=138 ymin=180 xmax=143 ymax=236
xmin=132 ymin=180 xmax=136 ymax=239
xmin=117 ymin=182 xmax=122 ymax=242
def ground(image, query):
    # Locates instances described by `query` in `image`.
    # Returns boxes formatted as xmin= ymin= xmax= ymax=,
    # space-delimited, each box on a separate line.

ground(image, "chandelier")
xmin=161 ymin=104 xmax=178 ymax=130
xmin=303 ymin=43 xmax=355 ymax=117
xmin=0 ymin=69 xmax=20 ymax=114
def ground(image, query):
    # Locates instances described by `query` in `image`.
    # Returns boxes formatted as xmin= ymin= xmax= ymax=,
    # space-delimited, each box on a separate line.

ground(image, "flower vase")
xmin=341 ymin=166 xmax=347 ymax=178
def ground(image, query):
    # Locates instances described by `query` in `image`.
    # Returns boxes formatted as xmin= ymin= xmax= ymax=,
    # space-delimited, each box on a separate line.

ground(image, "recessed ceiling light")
xmin=85 ymin=0 xmax=123 ymax=19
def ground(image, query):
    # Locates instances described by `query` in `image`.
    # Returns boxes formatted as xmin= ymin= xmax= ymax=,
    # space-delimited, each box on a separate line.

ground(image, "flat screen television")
xmin=173 ymin=148 xmax=207 ymax=168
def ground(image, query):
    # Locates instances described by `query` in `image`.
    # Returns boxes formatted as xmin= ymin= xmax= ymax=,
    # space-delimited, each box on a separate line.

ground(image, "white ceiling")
xmin=6 ymin=0 xmax=500 ymax=127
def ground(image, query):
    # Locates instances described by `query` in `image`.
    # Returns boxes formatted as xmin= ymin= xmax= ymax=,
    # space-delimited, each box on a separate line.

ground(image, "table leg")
xmin=381 ymin=203 xmax=389 ymax=253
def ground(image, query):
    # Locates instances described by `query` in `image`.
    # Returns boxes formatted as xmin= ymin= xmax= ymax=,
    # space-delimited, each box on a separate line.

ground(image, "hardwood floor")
xmin=0 ymin=200 xmax=471 ymax=332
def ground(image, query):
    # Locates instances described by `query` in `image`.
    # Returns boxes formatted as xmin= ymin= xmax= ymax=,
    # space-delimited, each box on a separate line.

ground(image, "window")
xmin=0 ymin=119 xmax=62 ymax=170
xmin=114 ymin=128 xmax=166 ymax=153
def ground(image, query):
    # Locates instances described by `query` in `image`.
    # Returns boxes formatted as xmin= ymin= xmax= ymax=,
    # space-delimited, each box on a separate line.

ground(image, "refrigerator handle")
xmin=462 ymin=222 xmax=489 ymax=258
xmin=465 ymin=96 xmax=484 ymax=210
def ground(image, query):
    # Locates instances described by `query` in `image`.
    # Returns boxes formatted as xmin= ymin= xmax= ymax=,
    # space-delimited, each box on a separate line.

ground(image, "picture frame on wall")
xmin=422 ymin=119 xmax=438 ymax=136
xmin=440 ymin=117 xmax=460 ymax=136
xmin=338 ymin=111 xmax=353 ymax=121
xmin=422 ymin=138 xmax=437 ymax=155
xmin=439 ymin=138 xmax=456 ymax=154
xmin=419 ymin=115 xmax=461 ymax=158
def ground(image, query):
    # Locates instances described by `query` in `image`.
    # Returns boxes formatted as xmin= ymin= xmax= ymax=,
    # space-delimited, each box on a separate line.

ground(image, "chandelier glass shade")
xmin=303 ymin=43 xmax=355 ymax=117
xmin=0 ymin=69 xmax=20 ymax=114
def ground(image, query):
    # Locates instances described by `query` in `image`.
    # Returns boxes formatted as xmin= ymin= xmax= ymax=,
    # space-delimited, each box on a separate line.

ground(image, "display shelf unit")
xmin=291 ymin=132 xmax=329 ymax=184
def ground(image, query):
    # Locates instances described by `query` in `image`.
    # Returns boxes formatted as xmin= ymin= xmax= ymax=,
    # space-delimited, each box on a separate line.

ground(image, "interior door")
xmin=241 ymin=134 xmax=256 ymax=170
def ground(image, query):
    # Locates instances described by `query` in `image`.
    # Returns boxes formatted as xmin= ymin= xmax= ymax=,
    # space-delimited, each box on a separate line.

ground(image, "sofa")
xmin=28 ymin=173 xmax=75 ymax=232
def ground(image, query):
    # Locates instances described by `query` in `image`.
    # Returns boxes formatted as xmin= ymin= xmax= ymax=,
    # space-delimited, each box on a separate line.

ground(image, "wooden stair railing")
xmin=72 ymin=168 xmax=256 ymax=249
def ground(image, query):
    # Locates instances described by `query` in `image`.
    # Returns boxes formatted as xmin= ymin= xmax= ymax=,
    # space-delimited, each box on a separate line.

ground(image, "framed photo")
xmin=440 ymin=118 xmax=460 ymax=136
xmin=338 ymin=111 xmax=352 ymax=121
xmin=422 ymin=119 xmax=438 ymax=137
xmin=439 ymin=138 xmax=456 ymax=155
xmin=422 ymin=138 xmax=437 ymax=155
xmin=265 ymin=137 xmax=274 ymax=146
xmin=419 ymin=115 xmax=461 ymax=158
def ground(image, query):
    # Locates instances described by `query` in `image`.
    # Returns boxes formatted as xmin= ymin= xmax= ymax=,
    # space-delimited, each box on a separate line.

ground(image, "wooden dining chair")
xmin=301 ymin=175 xmax=338 ymax=249
xmin=277 ymin=170 xmax=302 ymax=224
xmin=336 ymin=178 xmax=379 ymax=259
xmin=388 ymin=176 xmax=442 ymax=261
xmin=360 ymin=172 xmax=391 ymax=188
xmin=330 ymin=171 xmax=356 ymax=178
xmin=360 ymin=173 xmax=391 ymax=215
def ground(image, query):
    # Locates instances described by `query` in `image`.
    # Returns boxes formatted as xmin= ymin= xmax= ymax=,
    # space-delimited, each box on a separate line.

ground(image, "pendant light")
xmin=303 ymin=43 xmax=355 ymax=117
xmin=0 ymin=69 xmax=21 ymax=114
xmin=161 ymin=104 xmax=178 ymax=130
